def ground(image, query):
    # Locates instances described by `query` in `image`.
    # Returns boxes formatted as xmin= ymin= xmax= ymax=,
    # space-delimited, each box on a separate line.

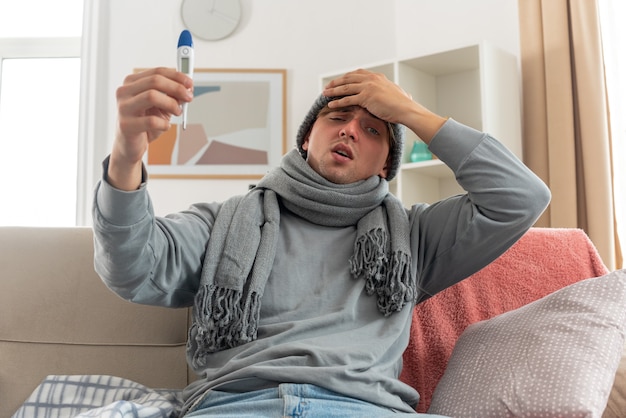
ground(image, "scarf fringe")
xmin=350 ymin=228 xmax=415 ymax=316
xmin=187 ymin=151 xmax=413 ymax=361
xmin=190 ymin=284 xmax=261 ymax=367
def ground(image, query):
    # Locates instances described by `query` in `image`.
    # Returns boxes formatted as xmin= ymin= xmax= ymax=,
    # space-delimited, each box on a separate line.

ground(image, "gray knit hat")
xmin=296 ymin=95 xmax=405 ymax=181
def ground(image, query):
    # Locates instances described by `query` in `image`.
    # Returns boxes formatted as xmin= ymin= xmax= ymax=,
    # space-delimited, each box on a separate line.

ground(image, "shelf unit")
xmin=321 ymin=42 xmax=521 ymax=205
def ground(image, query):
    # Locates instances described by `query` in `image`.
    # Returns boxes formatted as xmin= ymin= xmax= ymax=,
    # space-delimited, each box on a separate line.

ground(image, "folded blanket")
xmin=12 ymin=375 xmax=183 ymax=418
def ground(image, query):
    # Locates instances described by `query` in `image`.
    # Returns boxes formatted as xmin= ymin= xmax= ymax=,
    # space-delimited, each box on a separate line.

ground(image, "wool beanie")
xmin=295 ymin=95 xmax=405 ymax=181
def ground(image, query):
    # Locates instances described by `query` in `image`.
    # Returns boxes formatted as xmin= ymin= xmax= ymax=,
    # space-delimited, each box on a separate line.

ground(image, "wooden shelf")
xmin=401 ymin=160 xmax=451 ymax=178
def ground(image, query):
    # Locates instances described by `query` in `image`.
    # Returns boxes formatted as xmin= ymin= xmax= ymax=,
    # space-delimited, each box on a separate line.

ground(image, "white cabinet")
xmin=320 ymin=42 xmax=521 ymax=205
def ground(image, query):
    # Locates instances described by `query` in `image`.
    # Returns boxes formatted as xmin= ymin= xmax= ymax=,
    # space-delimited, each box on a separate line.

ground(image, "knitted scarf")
xmin=187 ymin=149 xmax=415 ymax=368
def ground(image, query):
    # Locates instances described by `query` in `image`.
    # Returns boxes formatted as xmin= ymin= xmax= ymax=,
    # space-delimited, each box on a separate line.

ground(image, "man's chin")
xmin=309 ymin=160 xmax=374 ymax=184
xmin=322 ymin=170 xmax=371 ymax=185
xmin=319 ymin=171 xmax=352 ymax=185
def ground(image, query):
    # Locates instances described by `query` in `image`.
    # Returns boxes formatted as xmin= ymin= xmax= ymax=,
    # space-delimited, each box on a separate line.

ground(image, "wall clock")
xmin=181 ymin=0 xmax=242 ymax=41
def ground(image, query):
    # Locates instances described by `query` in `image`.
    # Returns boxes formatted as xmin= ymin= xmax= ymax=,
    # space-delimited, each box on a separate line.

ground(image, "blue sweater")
xmin=92 ymin=119 xmax=550 ymax=413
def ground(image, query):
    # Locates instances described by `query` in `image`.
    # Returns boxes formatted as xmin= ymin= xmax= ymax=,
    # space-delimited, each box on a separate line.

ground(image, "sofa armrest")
xmin=603 ymin=343 xmax=626 ymax=418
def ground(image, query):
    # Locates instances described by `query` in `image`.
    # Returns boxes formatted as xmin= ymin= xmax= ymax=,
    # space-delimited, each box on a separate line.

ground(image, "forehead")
xmin=319 ymin=105 xmax=373 ymax=117
xmin=319 ymin=105 xmax=387 ymax=127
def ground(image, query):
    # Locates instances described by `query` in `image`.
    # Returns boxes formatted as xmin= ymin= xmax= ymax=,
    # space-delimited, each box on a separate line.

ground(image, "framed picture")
xmin=145 ymin=68 xmax=287 ymax=179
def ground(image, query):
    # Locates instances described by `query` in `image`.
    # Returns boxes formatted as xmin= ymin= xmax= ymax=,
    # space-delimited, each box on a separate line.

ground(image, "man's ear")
xmin=378 ymin=159 xmax=389 ymax=179
xmin=302 ymin=136 xmax=310 ymax=151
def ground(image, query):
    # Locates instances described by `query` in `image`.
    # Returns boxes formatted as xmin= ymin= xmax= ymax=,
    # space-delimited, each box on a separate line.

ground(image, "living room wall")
xmin=83 ymin=0 xmax=520 ymax=218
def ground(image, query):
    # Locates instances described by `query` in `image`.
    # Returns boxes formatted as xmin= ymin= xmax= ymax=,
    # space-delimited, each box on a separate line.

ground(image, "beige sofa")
xmin=1 ymin=226 xmax=624 ymax=417
xmin=0 ymin=227 xmax=191 ymax=417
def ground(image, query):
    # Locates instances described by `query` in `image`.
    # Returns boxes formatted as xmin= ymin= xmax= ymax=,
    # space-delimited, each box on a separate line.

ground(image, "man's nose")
xmin=340 ymin=120 xmax=359 ymax=141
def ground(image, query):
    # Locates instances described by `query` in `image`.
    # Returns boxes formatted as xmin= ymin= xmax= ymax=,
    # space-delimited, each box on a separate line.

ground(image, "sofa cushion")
xmin=400 ymin=227 xmax=610 ymax=412
xmin=428 ymin=269 xmax=626 ymax=417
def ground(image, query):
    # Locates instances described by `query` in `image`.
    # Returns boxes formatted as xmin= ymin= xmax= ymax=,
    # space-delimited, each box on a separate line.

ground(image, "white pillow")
xmin=428 ymin=269 xmax=626 ymax=418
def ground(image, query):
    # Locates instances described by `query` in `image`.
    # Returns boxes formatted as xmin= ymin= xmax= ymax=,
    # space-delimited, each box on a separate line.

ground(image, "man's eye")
xmin=367 ymin=127 xmax=381 ymax=136
xmin=330 ymin=117 xmax=345 ymax=122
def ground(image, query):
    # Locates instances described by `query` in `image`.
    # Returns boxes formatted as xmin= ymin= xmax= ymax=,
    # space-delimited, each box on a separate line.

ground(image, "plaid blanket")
xmin=12 ymin=375 xmax=183 ymax=418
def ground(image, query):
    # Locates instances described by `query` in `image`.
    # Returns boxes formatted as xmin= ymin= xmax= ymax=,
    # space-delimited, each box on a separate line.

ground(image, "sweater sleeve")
xmin=92 ymin=157 xmax=219 ymax=308
xmin=409 ymin=119 xmax=551 ymax=301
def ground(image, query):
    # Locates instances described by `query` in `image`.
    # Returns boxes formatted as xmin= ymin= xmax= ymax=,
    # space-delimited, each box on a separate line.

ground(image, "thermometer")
xmin=177 ymin=29 xmax=194 ymax=130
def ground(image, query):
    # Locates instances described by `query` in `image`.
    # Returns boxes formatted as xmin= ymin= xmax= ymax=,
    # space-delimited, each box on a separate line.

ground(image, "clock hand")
xmin=211 ymin=8 xmax=239 ymax=23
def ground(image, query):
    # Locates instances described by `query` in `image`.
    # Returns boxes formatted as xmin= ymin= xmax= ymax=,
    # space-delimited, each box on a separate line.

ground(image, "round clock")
xmin=181 ymin=0 xmax=242 ymax=41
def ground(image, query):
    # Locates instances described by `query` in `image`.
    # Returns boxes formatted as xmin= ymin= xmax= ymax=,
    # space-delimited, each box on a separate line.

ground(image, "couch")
xmin=1 ymin=226 xmax=624 ymax=417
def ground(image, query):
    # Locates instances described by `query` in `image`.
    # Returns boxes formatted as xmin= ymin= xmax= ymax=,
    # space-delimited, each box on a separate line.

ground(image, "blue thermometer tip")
xmin=178 ymin=29 xmax=193 ymax=47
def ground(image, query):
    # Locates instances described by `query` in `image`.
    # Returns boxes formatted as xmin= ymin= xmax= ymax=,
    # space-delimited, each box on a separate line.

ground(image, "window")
xmin=599 ymin=0 xmax=626 ymax=262
xmin=0 ymin=0 xmax=83 ymax=226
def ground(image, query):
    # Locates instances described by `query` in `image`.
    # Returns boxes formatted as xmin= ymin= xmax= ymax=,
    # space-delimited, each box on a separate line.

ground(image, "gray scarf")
xmin=188 ymin=149 xmax=415 ymax=368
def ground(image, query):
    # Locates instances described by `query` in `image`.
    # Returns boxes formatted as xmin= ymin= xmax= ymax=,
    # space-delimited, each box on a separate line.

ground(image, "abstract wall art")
xmin=145 ymin=68 xmax=286 ymax=179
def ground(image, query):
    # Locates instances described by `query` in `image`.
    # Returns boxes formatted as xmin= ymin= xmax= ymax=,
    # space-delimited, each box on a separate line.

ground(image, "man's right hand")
xmin=108 ymin=67 xmax=193 ymax=191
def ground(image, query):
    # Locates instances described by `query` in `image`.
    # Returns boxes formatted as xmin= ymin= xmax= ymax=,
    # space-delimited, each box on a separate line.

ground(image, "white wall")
xmin=87 ymin=0 xmax=519 ymax=217
xmin=395 ymin=0 xmax=520 ymax=59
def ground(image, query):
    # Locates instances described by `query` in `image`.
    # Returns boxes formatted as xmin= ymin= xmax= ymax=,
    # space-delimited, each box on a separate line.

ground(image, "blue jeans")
xmin=184 ymin=383 xmax=449 ymax=417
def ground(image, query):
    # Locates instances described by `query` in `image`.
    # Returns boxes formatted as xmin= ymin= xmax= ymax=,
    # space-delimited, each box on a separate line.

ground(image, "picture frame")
xmin=145 ymin=68 xmax=287 ymax=179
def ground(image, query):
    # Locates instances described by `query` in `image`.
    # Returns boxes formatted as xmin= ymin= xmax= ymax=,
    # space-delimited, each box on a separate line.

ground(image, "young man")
xmin=93 ymin=67 xmax=550 ymax=417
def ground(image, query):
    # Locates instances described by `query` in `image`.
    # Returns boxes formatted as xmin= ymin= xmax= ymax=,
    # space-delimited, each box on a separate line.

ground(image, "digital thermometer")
xmin=177 ymin=29 xmax=194 ymax=130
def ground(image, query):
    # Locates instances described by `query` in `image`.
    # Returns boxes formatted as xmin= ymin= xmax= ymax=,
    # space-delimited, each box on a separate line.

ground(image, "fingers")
xmin=118 ymin=89 xmax=179 ymax=132
xmin=117 ymin=68 xmax=193 ymax=118
xmin=322 ymin=69 xmax=374 ymax=103
xmin=116 ymin=67 xmax=194 ymax=140
xmin=108 ymin=68 xmax=196 ymax=190
xmin=117 ymin=105 xmax=172 ymax=142
xmin=112 ymin=68 xmax=195 ymax=166
xmin=322 ymin=69 xmax=413 ymax=123
xmin=325 ymin=70 xmax=447 ymax=142
xmin=122 ymin=67 xmax=193 ymax=93
xmin=323 ymin=68 xmax=371 ymax=90
xmin=323 ymin=70 xmax=409 ymax=105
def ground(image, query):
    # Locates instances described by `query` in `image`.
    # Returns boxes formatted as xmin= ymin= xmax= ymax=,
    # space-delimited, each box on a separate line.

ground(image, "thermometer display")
xmin=180 ymin=57 xmax=190 ymax=74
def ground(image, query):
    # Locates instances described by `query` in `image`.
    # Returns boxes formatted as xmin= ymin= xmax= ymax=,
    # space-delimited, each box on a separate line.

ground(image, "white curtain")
xmin=599 ymin=0 xmax=625 ymax=269
xmin=518 ymin=0 xmax=621 ymax=270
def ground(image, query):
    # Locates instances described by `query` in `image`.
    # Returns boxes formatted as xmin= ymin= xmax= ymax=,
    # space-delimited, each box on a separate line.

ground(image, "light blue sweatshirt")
xmin=92 ymin=119 xmax=550 ymax=414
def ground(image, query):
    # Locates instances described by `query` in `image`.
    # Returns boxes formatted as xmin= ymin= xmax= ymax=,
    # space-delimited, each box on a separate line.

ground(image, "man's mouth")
xmin=332 ymin=145 xmax=353 ymax=159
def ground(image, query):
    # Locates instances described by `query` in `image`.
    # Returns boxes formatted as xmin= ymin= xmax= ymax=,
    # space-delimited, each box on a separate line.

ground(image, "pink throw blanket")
xmin=400 ymin=227 xmax=609 ymax=413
